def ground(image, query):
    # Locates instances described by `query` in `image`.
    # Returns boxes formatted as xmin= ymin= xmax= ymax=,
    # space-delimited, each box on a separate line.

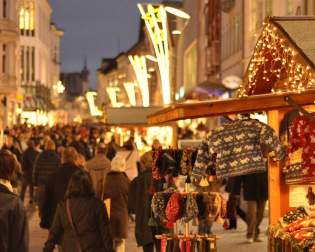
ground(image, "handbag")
xmin=66 ymin=199 xmax=82 ymax=252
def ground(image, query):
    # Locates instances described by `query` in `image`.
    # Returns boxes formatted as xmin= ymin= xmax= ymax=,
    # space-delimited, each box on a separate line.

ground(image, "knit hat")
xmin=182 ymin=193 xmax=199 ymax=223
xmin=111 ymin=152 xmax=127 ymax=172
xmin=151 ymin=192 xmax=166 ymax=224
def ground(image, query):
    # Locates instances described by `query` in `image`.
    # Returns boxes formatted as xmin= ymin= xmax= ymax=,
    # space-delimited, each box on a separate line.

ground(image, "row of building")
xmin=0 ymin=0 xmax=65 ymax=128
xmin=96 ymin=0 xmax=315 ymax=112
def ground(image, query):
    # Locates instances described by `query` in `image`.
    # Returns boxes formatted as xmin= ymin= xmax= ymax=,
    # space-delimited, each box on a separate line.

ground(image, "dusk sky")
xmin=49 ymin=0 xmax=173 ymax=89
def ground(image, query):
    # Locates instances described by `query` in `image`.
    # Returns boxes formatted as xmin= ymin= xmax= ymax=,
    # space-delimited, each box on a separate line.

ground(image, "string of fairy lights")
xmin=239 ymin=22 xmax=315 ymax=97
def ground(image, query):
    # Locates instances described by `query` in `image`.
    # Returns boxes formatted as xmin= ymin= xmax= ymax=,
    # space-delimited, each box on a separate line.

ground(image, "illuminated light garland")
xmin=123 ymin=82 xmax=137 ymax=106
xmin=239 ymin=23 xmax=315 ymax=97
xmin=138 ymin=3 xmax=171 ymax=105
xmin=128 ymin=55 xmax=150 ymax=107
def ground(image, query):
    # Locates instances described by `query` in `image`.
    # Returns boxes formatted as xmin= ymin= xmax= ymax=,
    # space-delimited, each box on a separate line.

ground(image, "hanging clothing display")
xmin=151 ymin=192 xmax=225 ymax=230
xmin=193 ymin=119 xmax=286 ymax=179
xmin=285 ymin=114 xmax=315 ymax=180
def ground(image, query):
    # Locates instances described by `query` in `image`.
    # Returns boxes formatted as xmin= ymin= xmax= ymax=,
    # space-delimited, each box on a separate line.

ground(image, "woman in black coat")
xmin=0 ymin=150 xmax=29 ymax=252
xmin=43 ymin=170 xmax=114 ymax=252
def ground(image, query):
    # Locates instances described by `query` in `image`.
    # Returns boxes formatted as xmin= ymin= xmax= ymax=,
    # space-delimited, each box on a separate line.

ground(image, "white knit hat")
xmin=111 ymin=152 xmax=127 ymax=172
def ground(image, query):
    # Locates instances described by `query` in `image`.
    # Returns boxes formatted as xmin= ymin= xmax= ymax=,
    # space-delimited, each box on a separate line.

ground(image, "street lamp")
xmin=164 ymin=6 xmax=191 ymax=19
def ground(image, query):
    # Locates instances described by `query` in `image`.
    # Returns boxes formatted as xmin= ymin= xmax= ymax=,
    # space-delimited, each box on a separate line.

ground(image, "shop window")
xmin=183 ymin=41 xmax=197 ymax=94
xmin=2 ymin=44 xmax=6 ymax=74
xmin=19 ymin=1 xmax=35 ymax=36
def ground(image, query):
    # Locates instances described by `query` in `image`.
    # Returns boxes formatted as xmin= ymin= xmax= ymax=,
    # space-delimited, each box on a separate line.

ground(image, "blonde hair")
xmin=63 ymin=147 xmax=79 ymax=164
xmin=45 ymin=139 xmax=56 ymax=151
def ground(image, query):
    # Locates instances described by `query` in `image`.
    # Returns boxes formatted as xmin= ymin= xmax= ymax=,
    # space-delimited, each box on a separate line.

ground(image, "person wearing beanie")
xmin=102 ymin=153 xmax=130 ymax=252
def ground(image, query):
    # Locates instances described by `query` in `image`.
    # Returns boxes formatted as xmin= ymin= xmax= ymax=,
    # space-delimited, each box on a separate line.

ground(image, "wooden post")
xmin=268 ymin=110 xmax=289 ymax=224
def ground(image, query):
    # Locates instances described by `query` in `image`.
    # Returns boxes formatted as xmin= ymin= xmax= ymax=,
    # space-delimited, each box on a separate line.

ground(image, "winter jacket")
xmin=43 ymin=197 xmax=114 ymax=252
xmin=33 ymin=150 xmax=60 ymax=186
xmin=86 ymin=154 xmax=111 ymax=195
xmin=41 ymin=162 xmax=80 ymax=229
xmin=128 ymin=170 xmax=154 ymax=246
xmin=0 ymin=184 xmax=29 ymax=252
xmin=103 ymin=171 xmax=130 ymax=239
xmin=22 ymin=147 xmax=39 ymax=183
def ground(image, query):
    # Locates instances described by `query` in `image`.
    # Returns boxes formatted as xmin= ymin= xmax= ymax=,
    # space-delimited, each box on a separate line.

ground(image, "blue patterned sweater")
xmin=192 ymin=119 xmax=286 ymax=179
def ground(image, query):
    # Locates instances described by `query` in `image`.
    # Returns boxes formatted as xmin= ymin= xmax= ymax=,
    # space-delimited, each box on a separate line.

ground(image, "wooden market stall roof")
xmin=239 ymin=16 xmax=315 ymax=96
xmin=148 ymin=89 xmax=315 ymax=124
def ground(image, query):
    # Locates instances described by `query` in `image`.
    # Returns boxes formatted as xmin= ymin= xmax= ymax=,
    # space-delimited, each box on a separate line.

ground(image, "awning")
xmin=147 ymin=89 xmax=315 ymax=125
xmin=105 ymin=106 xmax=163 ymax=127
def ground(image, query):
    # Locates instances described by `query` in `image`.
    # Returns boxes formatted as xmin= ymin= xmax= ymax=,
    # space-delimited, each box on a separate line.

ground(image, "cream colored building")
xmin=19 ymin=0 xmax=63 ymax=125
xmin=221 ymin=0 xmax=315 ymax=86
xmin=0 ymin=0 xmax=22 ymax=128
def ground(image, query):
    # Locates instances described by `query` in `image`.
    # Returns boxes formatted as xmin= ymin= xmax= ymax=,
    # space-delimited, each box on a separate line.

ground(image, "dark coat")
xmin=242 ymin=172 xmax=268 ymax=201
xmin=226 ymin=172 xmax=268 ymax=201
xmin=128 ymin=170 xmax=153 ymax=246
xmin=33 ymin=150 xmax=60 ymax=186
xmin=41 ymin=162 xmax=80 ymax=229
xmin=43 ymin=197 xmax=114 ymax=252
xmin=0 ymin=184 xmax=29 ymax=252
xmin=103 ymin=171 xmax=130 ymax=239
xmin=22 ymin=147 xmax=39 ymax=182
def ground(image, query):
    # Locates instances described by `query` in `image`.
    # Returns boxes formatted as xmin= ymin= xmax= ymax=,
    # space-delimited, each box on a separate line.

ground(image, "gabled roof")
xmin=240 ymin=16 xmax=315 ymax=96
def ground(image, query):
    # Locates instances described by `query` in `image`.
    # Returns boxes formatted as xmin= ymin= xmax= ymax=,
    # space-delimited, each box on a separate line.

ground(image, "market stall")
xmin=147 ymin=16 xmax=315 ymax=251
xmin=104 ymin=106 xmax=174 ymax=154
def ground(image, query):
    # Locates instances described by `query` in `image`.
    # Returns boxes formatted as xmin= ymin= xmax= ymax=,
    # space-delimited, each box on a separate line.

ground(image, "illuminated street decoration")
xmin=123 ymin=82 xmax=137 ymax=106
xmin=128 ymin=55 xmax=149 ymax=107
xmin=85 ymin=91 xmax=103 ymax=116
xmin=138 ymin=4 xmax=171 ymax=105
xmin=239 ymin=23 xmax=315 ymax=96
xmin=106 ymin=87 xmax=120 ymax=107
xmin=53 ymin=81 xmax=65 ymax=94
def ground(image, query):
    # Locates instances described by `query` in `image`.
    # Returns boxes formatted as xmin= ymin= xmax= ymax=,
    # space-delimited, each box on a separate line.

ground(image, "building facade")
xmin=19 ymin=0 xmax=63 ymax=125
xmin=61 ymin=61 xmax=90 ymax=101
xmin=0 ymin=0 xmax=22 ymax=129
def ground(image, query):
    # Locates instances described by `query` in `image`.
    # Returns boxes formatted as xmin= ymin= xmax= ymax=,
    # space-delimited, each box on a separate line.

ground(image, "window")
xmin=287 ymin=0 xmax=294 ymax=15
xmin=19 ymin=1 xmax=35 ymax=36
xmin=250 ymin=0 xmax=264 ymax=33
xmin=21 ymin=46 xmax=24 ymax=81
xmin=266 ymin=0 xmax=273 ymax=16
xmin=26 ymin=47 xmax=30 ymax=81
xmin=2 ymin=44 xmax=6 ymax=73
xmin=31 ymin=47 xmax=35 ymax=81
xmin=3 ymin=0 xmax=7 ymax=18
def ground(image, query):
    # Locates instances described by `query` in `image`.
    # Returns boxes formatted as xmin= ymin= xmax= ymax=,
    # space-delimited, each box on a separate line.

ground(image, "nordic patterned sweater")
xmin=192 ymin=119 xmax=286 ymax=179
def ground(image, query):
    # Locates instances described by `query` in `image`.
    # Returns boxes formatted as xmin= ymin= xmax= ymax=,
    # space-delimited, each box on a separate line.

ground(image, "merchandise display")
xmin=284 ymin=114 xmax=315 ymax=183
xmin=269 ymin=208 xmax=315 ymax=252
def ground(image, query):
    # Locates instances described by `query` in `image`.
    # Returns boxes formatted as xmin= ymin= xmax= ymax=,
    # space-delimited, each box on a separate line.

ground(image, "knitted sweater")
xmin=193 ymin=119 xmax=286 ymax=179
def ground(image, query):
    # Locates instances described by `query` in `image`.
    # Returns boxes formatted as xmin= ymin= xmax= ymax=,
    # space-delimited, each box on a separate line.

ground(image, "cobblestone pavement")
xmin=26 ymin=202 xmax=267 ymax=252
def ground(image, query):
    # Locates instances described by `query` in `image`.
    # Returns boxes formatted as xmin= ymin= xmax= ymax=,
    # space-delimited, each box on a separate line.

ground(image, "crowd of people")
xmin=0 ymin=123 xmax=268 ymax=252
xmin=0 ymin=123 xmax=160 ymax=252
